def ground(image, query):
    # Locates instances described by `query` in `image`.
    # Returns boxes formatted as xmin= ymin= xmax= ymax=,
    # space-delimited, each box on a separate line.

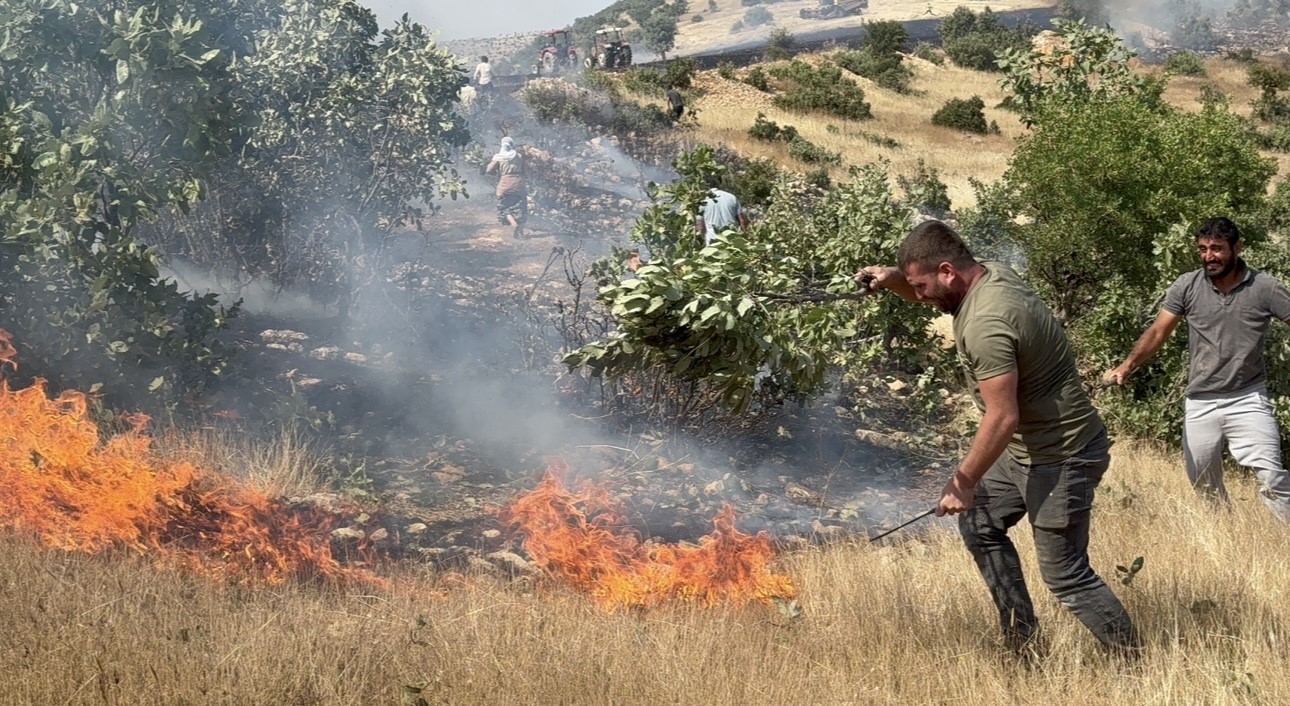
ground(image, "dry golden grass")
xmin=685 ymin=53 xmax=1290 ymax=207
xmin=154 ymin=425 xmax=330 ymax=498
xmin=674 ymin=0 xmax=1057 ymax=57
xmin=690 ymin=56 xmax=1026 ymax=206
xmin=5 ymin=442 xmax=1290 ymax=705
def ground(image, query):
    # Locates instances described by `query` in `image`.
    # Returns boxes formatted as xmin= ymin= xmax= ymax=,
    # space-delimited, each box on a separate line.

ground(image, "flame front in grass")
xmin=0 ymin=329 xmax=378 ymax=587
xmin=501 ymin=462 xmax=797 ymax=609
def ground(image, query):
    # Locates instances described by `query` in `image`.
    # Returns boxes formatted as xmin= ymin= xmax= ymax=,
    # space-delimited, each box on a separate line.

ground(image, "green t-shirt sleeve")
xmin=959 ymin=314 xmax=1018 ymax=381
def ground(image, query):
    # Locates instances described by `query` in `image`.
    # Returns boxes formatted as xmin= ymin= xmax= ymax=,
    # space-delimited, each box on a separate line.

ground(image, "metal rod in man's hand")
xmin=867 ymin=507 xmax=937 ymax=542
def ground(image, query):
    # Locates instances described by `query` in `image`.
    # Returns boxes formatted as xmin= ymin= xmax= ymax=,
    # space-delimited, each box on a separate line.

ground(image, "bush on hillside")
xmin=786 ymin=136 xmax=841 ymax=165
xmin=770 ymin=60 xmax=872 ymax=120
xmin=896 ymin=159 xmax=951 ymax=216
xmin=744 ymin=66 xmax=771 ymax=91
xmin=931 ymin=96 xmax=991 ymax=134
xmin=938 ymin=6 xmax=1033 ymax=72
xmin=1164 ymin=51 xmax=1206 ymax=77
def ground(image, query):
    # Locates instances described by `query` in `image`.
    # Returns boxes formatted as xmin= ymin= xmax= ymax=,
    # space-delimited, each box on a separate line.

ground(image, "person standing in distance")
xmin=696 ymin=178 xmax=747 ymax=246
xmin=1104 ymin=217 xmax=1290 ymax=520
xmin=665 ymin=84 xmax=685 ymax=123
xmin=473 ymin=55 xmax=494 ymax=97
xmin=862 ymin=220 xmax=1139 ymax=657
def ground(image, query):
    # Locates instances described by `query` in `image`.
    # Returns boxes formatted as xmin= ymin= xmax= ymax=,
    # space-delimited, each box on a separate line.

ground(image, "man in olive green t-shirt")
xmin=860 ymin=220 xmax=1138 ymax=657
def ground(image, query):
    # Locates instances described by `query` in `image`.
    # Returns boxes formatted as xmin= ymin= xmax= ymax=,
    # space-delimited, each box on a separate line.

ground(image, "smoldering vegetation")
xmin=5 ymin=447 xmax=1290 ymax=705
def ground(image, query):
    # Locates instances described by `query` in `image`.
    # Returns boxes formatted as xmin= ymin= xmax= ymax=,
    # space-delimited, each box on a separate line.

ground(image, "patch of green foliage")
xmin=523 ymin=79 xmax=672 ymax=135
xmin=1164 ymin=51 xmax=1207 ymax=77
xmin=770 ymin=61 xmax=872 ymax=121
xmin=825 ymin=124 xmax=902 ymax=149
xmin=913 ymin=42 xmax=945 ymax=66
xmin=931 ymin=96 xmax=993 ymax=134
xmin=564 ymin=145 xmax=944 ymax=415
xmin=997 ymin=19 xmax=1156 ymax=127
xmin=896 ymin=160 xmax=951 ymax=217
xmin=748 ymin=113 xmax=837 ymax=165
xmin=767 ymin=28 xmax=796 ymax=61
xmin=834 ymin=21 xmax=915 ymax=94
xmin=938 ymin=6 xmax=1035 ymax=72
xmin=0 ymin=0 xmax=469 ymax=411
xmin=743 ymin=66 xmax=772 ymax=91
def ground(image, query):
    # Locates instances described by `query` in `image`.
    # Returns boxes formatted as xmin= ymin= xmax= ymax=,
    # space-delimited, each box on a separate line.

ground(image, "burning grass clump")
xmin=501 ymin=460 xmax=796 ymax=610
xmin=0 ymin=329 xmax=381 ymax=587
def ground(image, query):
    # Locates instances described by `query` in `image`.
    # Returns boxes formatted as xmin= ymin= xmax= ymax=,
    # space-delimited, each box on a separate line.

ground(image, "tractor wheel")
xmin=620 ymin=47 xmax=632 ymax=68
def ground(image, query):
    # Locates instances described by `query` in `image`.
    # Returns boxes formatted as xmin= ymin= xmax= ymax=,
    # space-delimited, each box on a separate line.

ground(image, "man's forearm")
xmin=956 ymin=409 xmax=1017 ymax=485
xmin=1120 ymin=327 xmax=1170 ymax=373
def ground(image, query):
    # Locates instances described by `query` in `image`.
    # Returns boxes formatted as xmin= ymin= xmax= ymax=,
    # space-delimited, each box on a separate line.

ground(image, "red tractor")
xmin=536 ymin=29 xmax=579 ymax=75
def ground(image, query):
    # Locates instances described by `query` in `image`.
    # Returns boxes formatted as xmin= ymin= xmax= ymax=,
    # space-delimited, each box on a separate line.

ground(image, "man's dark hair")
xmin=480 ymin=55 xmax=489 ymax=63
xmin=1196 ymin=217 xmax=1241 ymax=246
xmin=897 ymin=220 xmax=976 ymax=271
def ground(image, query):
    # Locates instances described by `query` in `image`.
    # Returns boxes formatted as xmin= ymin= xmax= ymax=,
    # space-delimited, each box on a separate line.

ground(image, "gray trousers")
xmin=959 ymin=430 xmax=1139 ymax=652
xmin=1183 ymin=387 xmax=1290 ymax=521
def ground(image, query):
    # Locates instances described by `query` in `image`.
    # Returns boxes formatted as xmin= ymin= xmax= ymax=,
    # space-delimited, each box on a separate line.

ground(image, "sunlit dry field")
xmin=3 ymin=439 xmax=1289 ymax=705
xmin=679 ymin=54 xmax=1290 ymax=206
xmin=673 ymin=0 xmax=1057 ymax=57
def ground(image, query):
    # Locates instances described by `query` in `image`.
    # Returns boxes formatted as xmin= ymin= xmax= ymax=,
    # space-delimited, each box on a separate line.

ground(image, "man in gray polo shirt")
xmin=696 ymin=180 xmax=747 ymax=246
xmin=1104 ymin=217 xmax=1290 ymax=520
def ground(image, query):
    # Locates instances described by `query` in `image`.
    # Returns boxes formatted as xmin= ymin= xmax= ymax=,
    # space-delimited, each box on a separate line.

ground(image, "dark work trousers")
xmin=958 ymin=429 xmax=1139 ymax=652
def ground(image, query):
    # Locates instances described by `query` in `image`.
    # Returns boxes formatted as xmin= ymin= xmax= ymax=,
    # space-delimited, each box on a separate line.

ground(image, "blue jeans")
xmin=959 ymin=430 xmax=1139 ymax=652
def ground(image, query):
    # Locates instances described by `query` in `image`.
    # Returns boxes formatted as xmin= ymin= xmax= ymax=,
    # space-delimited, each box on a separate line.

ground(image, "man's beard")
xmin=1204 ymin=257 xmax=1237 ymax=280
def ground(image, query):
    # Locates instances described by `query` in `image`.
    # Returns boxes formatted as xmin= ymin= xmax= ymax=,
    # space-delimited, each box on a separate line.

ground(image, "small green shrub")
xmin=913 ymin=42 xmax=945 ymax=65
xmin=804 ymin=167 xmax=832 ymax=189
xmin=931 ymin=95 xmax=990 ymax=134
xmin=1257 ymin=124 xmax=1290 ymax=153
xmin=743 ymin=65 xmax=771 ymax=91
xmin=623 ymin=67 xmax=668 ymax=95
xmin=665 ymin=58 xmax=697 ymax=89
xmin=744 ymin=6 xmax=773 ymax=27
xmin=897 ymin=158 xmax=952 ymax=216
xmin=708 ymin=0 xmax=718 ymax=10
xmin=835 ymin=49 xmax=913 ymax=93
xmin=730 ymin=20 xmax=744 ymax=32
xmin=749 ymin=112 xmax=783 ymax=141
xmin=1225 ymin=47 xmax=1257 ymax=63
xmin=826 ymin=123 xmax=902 ymax=149
xmin=1164 ymin=51 xmax=1206 ymax=77
xmin=724 ymin=156 xmax=781 ymax=206
xmin=692 ymin=14 xmax=704 ymax=22
xmin=717 ymin=61 xmax=737 ymax=80
xmin=769 ymin=27 xmax=795 ymax=53
xmin=786 ymin=136 xmax=841 ymax=164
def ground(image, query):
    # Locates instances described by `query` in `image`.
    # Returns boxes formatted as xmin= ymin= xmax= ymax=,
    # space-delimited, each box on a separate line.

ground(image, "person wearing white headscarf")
xmin=485 ymin=136 xmax=527 ymax=239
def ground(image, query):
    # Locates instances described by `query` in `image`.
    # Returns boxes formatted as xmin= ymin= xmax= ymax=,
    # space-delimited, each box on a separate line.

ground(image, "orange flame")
xmin=0 ymin=329 xmax=380 ymax=587
xmin=501 ymin=461 xmax=797 ymax=609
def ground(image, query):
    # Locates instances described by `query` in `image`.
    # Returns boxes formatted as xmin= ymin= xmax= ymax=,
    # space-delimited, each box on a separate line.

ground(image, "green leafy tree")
xmin=997 ymin=18 xmax=1150 ymax=127
xmin=641 ymin=12 xmax=679 ymax=59
xmin=0 ymin=0 xmax=243 ymax=406
xmin=938 ymin=5 xmax=1032 ymax=72
xmin=1004 ymin=98 xmax=1275 ymax=326
xmin=146 ymin=2 xmax=469 ymax=314
xmin=564 ymin=146 xmax=945 ymax=416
